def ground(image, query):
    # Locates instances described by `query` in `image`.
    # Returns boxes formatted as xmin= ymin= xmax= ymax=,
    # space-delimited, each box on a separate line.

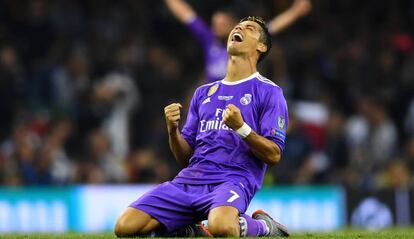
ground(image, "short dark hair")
xmin=239 ymin=16 xmax=272 ymax=63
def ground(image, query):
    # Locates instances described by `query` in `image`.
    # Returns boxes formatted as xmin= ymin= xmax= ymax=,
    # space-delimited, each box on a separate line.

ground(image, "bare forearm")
xmin=268 ymin=0 xmax=311 ymax=35
xmin=243 ymin=131 xmax=281 ymax=166
xmin=222 ymin=104 xmax=281 ymax=166
xmin=268 ymin=9 xmax=299 ymax=34
xmin=165 ymin=0 xmax=196 ymax=23
xmin=168 ymin=128 xmax=193 ymax=167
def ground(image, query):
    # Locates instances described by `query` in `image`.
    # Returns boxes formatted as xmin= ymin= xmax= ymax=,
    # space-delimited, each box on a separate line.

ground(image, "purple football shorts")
xmin=129 ymin=181 xmax=248 ymax=232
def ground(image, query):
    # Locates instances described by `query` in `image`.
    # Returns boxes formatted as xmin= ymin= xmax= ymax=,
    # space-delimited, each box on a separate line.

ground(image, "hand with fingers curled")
xmin=222 ymin=104 xmax=245 ymax=131
xmin=164 ymin=103 xmax=182 ymax=134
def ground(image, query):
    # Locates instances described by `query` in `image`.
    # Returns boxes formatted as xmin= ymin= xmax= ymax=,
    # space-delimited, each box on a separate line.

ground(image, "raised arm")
xmin=268 ymin=0 xmax=312 ymax=35
xmin=223 ymin=86 xmax=289 ymax=166
xmin=223 ymin=104 xmax=282 ymax=166
xmin=164 ymin=0 xmax=196 ymax=24
xmin=164 ymin=103 xmax=193 ymax=166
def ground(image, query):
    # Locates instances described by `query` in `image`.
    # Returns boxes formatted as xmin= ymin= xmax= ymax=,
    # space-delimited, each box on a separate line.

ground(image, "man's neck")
xmin=224 ymin=55 xmax=258 ymax=82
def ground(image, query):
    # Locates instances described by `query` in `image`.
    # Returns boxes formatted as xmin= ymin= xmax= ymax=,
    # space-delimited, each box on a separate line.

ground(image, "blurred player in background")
xmin=115 ymin=16 xmax=289 ymax=237
xmin=165 ymin=0 xmax=311 ymax=83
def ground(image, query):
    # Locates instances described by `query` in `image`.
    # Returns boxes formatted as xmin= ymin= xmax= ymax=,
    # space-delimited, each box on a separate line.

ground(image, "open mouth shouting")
xmin=231 ymin=31 xmax=244 ymax=42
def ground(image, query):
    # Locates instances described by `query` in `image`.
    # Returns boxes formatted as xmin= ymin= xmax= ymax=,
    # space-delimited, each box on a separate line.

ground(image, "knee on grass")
xmin=114 ymin=218 xmax=143 ymax=238
xmin=208 ymin=217 xmax=240 ymax=237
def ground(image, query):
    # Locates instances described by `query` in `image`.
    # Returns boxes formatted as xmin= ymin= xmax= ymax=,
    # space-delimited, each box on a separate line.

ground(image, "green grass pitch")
xmin=1 ymin=228 xmax=414 ymax=239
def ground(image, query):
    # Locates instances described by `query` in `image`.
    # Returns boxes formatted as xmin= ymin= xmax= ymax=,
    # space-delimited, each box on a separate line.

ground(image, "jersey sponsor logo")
xmin=199 ymin=108 xmax=230 ymax=133
xmin=200 ymin=118 xmax=229 ymax=132
xmin=202 ymin=97 xmax=211 ymax=105
xmin=278 ymin=116 xmax=285 ymax=130
xmin=240 ymin=93 xmax=252 ymax=105
xmin=207 ymin=83 xmax=219 ymax=96
xmin=218 ymin=95 xmax=233 ymax=101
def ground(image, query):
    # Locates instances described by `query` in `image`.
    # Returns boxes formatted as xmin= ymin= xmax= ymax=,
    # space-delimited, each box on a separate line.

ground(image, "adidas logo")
xmin=202 ymin=97 xmax=211 ymax=105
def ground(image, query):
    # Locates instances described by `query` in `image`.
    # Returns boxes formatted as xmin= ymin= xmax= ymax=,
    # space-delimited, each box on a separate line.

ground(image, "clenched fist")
xmin=164 ymin=103 xmax=182 ymax=134
xmin=223 ymin=104 xmax=244 ymax=130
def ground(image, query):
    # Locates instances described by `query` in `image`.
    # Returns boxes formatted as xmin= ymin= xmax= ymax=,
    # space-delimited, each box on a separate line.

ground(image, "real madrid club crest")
xmin=207 ymin=83 xmax=219 ymax=96
xmin=278 ymin=116 xmax=285 ymax=130
xmin=240 ymin=93 xmax=252 ymax=105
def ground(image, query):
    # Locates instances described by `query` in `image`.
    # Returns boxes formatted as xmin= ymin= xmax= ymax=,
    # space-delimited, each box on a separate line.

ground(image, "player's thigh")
xmin=115 ymin=207 xmax=161 ymax=236
xmin=206 ymin=181 xmax=249 ymax=215
xmin=129 ymin=182 xmax=195 ymax=232
xmin=208 ymin=205 xmax=240 ymax=236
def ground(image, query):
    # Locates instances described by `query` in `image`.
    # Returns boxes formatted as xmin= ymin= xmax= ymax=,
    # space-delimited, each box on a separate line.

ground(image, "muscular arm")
xmin=243 ymin=131 xmax=281 ymax=166
xmin=164 ymin=0 xmax=196 ymax=24
xmin=168 ymin=128 xmax=193 ymax=167
xmin=165 ymin=103 xmax=193 ymax=167
xmin=268 ymin=0 xmax=312 ymax=35
xmin=223 ymin=104 xmax=281 ymax=166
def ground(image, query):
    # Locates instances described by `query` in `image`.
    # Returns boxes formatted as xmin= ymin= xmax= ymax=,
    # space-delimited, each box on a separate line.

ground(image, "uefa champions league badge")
xmin=278 ymin=116 xmax=285 ymax=130
xmin=240 ymin=94 xmax=252 ymax=105
xmin=208 ymin=83 xmax=219 ymax=96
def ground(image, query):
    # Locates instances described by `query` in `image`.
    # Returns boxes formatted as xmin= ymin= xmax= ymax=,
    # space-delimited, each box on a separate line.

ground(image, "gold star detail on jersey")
xmin=207 ymin=83 xmax=219 ymax=96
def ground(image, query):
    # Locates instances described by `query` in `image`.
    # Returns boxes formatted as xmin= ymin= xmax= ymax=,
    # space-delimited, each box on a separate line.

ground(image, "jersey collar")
xmin=221 ymin=72 xmax=260 ymax=85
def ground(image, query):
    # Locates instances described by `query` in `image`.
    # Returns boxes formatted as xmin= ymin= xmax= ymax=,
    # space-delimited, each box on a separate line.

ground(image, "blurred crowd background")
xmin=0 ymin=0 xmax=414 ymax=189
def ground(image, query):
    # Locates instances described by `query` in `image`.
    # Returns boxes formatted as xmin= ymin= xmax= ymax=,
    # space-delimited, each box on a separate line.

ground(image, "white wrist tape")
xmin=236 ymin=123 xmax=252 ymax=138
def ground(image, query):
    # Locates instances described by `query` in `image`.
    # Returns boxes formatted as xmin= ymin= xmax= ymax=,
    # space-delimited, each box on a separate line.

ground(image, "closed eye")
xmin=245 ymin=24 xmax=257 ymax=31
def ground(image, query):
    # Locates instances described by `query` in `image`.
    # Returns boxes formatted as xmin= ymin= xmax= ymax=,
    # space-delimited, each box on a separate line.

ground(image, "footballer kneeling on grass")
xmin=115 ymin=16 xmax=289 ymax=238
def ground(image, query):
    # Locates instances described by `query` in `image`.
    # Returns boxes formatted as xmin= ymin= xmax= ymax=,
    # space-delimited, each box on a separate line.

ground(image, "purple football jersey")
xmin=188 ymin=17 xmax=228 ymax=83
xmin=174 ymin=72 xmax=289 ymax=200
